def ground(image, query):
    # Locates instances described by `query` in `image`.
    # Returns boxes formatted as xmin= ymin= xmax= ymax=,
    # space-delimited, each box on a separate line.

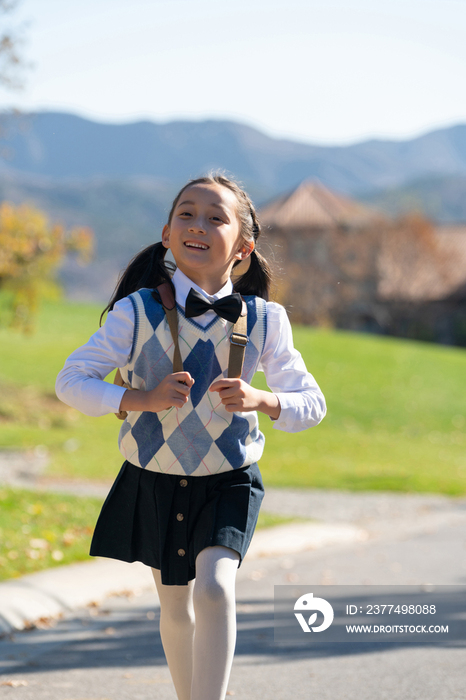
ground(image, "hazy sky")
xmin=2 ymin=0 xmax=465 ymax=145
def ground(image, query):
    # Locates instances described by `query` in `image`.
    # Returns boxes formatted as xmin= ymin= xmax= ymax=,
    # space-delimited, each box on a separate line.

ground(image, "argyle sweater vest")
xmin=118 ymin=289 xmax=267 ymax=476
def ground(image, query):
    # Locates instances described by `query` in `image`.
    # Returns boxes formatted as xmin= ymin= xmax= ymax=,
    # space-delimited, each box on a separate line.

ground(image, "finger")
xmin=217 ymin=387 xmax=238 ymax=399
xmin=209 ymin=379 xmax=237 ymax=393
xmin=173 ymin=397 xmax=188 ymax=408
xmin=167 ymin=377 xmax=192 ymax=394
xmin=219 ymin=393 xmax=239 ymax=406
xmin=173 ymin=372 xmax=195 ymax=387
xmin=222 ymin=402 xmax=240 ymax=412
xmin=170 ymin=392 xmax=189 ymax=407
xmin=173 ymin=382 xmax=191 ymax=396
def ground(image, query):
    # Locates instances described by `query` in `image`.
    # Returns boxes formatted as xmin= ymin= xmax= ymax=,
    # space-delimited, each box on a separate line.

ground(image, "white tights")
xmin=152 ymin=545 xmax=240 ymax=700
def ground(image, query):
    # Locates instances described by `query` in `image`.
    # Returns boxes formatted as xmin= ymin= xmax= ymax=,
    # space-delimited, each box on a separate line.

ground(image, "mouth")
xmin=184 ymin=241 xmax=209 ymax=250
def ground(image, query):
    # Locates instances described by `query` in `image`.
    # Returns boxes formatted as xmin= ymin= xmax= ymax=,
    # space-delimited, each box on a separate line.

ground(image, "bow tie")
xmin=185 ymin=288 xmax=243 ymax=323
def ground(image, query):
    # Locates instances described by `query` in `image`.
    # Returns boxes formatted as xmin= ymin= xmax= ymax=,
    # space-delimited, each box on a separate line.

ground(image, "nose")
xmin=188 ymin=216 xmax=206 ymax=234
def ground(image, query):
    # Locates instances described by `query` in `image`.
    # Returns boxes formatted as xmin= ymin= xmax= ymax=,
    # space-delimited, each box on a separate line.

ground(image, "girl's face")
xmin=162 ymin=183 xmax=253 ymax=294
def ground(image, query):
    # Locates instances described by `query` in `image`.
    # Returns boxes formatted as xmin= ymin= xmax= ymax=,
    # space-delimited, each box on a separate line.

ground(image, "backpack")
xmin=113 ymin=282 xmax=248 ymax=420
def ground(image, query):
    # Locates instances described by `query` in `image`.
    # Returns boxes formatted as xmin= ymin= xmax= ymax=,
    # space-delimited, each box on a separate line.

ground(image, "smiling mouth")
xmin=184 ymin=242 xmax=209 ymax=250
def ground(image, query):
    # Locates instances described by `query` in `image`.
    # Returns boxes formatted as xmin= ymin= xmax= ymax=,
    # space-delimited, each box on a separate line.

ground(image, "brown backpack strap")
xmin=156 ymin=282 xmax=183 ymax=374
xmin=228 ymin=299 xmax=248 ymax=378
xmin=114 ymin=286 xmax=248 ymax=420
xmin=113 ymin=282 xmax=182 ymax=420
xmin=158 ymin=284 xmax=248 ymax=378
xmin=114 ymin=367 xmax=131 ymax=420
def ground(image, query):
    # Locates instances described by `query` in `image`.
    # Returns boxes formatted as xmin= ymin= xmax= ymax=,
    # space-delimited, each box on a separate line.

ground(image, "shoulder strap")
xmin=156 ymin=282 xmax=183 ymax=374
xmin=227 ymin=299 xmax=248 ymax=378
xmin=113 ymin=282 xmax=181 ymax=420
xmin=114 ymin=286 xmax=249 ymax=420
xmin=114 ymin=367 xmax=130 ymax=420
xmin=157 ymin=284 xmax=248 ymax=379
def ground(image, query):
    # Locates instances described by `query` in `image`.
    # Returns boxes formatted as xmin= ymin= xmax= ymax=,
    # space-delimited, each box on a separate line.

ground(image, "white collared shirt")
xmin=173 ymin=268 xmax=234 ymax=325
xmin=55 ymin=268 xmax=326 ymax=432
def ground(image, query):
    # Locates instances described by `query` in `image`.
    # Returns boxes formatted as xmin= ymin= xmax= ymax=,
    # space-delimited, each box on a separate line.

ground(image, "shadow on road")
xmin=1 ymin=594 xmax=464 ymax=677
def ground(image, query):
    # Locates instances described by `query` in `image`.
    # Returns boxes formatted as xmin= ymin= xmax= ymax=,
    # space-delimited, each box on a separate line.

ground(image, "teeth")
xmin=185 ymin=242 xmax=208 ymax=250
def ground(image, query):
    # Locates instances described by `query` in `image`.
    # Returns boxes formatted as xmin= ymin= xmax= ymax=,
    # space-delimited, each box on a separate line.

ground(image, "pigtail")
xmin=99 ymin=173 xmax=274 ymax=323
xmin=233 ymin=249 xmax=272 ymax=300
xmin=100 ymin=241 xmax=174 ymax=325
xmin=232 ymin=202 xmax=272 ymax=300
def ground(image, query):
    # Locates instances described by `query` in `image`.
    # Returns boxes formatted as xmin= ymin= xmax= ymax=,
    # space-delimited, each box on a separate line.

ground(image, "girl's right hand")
xmin=146 ymin=372 xmax=194 ymax=411
xmin=119 ymin=372 xmax=194 ymax=413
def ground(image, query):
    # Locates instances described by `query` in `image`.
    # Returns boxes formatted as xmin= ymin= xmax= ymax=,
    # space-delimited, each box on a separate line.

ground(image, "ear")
xmin=162 ymin=224 xmax=170 ymax=248
xmin=235 ymin=239 xmax=254 ymax=261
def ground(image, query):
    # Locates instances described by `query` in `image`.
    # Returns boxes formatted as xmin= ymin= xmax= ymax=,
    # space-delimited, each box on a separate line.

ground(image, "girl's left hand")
xmin=209 ymin=379 xmax=281 ymax=419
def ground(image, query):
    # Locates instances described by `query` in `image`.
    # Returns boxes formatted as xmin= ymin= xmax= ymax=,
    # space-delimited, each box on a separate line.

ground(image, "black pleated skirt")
xmin=90 ymin=460 xmax=265 ymax=586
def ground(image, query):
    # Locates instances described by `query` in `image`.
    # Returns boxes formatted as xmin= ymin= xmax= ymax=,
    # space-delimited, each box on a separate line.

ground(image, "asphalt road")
xmin=1 ymin=489 xmax=465 ymax=700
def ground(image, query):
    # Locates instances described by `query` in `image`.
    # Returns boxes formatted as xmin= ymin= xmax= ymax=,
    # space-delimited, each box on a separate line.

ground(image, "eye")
xmin=211 ymin=215 xmax=224 ymax=222
xmin=179 ymin=211 xmax=192 ymax=217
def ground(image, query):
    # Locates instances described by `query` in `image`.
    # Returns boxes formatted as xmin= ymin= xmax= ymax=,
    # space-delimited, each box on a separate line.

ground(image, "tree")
xmin=0 ymin=3 xmax=94 ymax=330
xmin=0 ymin=202 xmax=93 ymax=330
xmin=377 ymin=213 xmax=450 ymax=301
xmin=0 ymin=0 xmax=29 ymax=90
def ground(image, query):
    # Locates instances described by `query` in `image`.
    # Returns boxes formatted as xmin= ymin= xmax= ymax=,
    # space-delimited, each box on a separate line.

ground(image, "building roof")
xmin=259 ymin=179 xmax=381 ymax=229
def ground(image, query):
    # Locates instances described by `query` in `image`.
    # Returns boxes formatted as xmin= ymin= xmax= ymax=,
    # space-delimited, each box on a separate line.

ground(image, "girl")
xmin=56 ymin=173 xmax=326 ymax=700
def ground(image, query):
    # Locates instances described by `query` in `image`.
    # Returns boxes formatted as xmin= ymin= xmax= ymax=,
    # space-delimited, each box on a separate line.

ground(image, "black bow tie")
xmin=185 ymin=288 xmax=243 ymax=323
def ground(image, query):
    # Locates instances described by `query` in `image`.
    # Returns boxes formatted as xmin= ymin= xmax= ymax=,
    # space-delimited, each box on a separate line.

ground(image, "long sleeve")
xmin=56 ymin=291 xmax=326 ymax=429
xmin=55 ymin=297 xmax=135 ymax=417
xmin=258 ymin=302 xmax=326 ymax=432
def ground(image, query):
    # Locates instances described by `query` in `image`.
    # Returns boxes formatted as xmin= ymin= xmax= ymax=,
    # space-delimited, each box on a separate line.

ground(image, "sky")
xmin=1 ymin=0 xmax=465 ymax=145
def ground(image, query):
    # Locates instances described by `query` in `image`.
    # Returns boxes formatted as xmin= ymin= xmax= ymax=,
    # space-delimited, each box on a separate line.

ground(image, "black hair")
xmin=100 ymin=173 xmax=272 ymax=324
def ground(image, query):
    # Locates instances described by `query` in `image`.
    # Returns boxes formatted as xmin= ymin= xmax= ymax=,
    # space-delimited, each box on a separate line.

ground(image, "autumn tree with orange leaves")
xmin=0 ymin=2 xmax=94 ymax=329
xmin=0 ymin=203 xmax=93 ymax=330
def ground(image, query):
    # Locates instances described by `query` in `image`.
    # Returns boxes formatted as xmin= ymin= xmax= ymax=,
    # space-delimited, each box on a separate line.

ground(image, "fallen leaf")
xmin=1 ymin=680 xmax=29 ymax=687
xmin=35 ymin=616 xmax=56 ymax=629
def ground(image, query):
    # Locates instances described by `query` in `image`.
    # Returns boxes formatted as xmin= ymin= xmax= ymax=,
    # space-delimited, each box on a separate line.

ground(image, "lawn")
xmin=0 ymin=487 xmax=294 ymax=581
xmin=1 ymin=298 xmax=465 ymax=494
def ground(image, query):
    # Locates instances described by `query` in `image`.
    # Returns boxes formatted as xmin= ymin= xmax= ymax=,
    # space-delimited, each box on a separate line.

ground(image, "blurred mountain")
xmin=2 ymin=111 xmax=466 ymax=195
xmin=1 ymin=111 xmax=466 ymax=300
xmin=358 ymin=174 xmax=466 ymax=223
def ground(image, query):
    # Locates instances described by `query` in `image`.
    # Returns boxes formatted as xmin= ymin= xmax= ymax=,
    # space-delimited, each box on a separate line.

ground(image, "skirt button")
xmin=179 ymin=479 xmax=188 ymax=487
xmin=177 ymin=548 xmax=186 ymax=557
xmin=176 ymin=513 xmax=184 ymax=521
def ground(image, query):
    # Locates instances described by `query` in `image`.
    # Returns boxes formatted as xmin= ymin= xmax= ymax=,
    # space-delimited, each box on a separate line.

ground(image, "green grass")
xmin=256 ymin=510 xmax=301 ymax=529
xmin=0 ymin=486 xmax=295 ymax=581
xmin=0 ymin=487 xmax=102 ymax=581
xmin=255 ymin=327 xmax=466 ymax=494
xmin=1 ymin=298 xmax=465 ymax=494
xmin=0 ymin=299 xmax=123 ymax=482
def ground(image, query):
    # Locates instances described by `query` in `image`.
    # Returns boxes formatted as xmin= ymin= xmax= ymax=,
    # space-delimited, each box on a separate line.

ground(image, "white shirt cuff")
xmin=272 ymin=393 xmax=307 ymax=431
xmin=102 ymin=382 xmax=127 ymax=414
